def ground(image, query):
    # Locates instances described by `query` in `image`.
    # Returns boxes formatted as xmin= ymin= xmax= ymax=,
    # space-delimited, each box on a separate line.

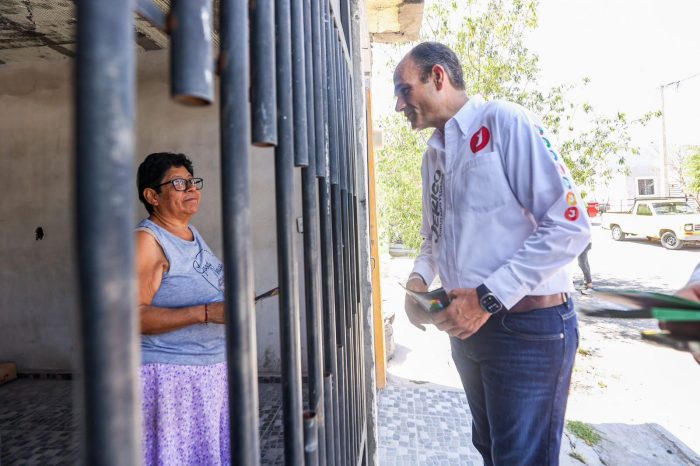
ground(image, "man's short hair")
xmin=137 ymin=152 xmax=194 ymax=214
xmin=408 ymin=42 xmax=466 ymax=90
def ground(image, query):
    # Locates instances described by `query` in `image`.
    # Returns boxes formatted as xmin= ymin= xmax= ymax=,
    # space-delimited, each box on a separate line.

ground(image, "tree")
xmin=376 ymin=0 xmax=658 ymax=252
xmin=684 ymin=146 xmax=700 ymax=194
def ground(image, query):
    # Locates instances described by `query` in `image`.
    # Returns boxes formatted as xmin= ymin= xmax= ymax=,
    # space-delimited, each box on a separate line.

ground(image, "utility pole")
xmin=660 ymin=84 xmax=669 ymax=197
xmin=659 ymin=72 xmax=700 ymax=198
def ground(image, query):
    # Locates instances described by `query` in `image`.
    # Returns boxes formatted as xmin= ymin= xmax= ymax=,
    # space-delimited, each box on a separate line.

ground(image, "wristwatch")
xmin=476 ymin=284 xmax=504 ymax=314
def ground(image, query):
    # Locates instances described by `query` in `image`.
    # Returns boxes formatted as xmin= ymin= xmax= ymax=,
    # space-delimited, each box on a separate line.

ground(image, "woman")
xmin=135 ymin=152 xmax=229 ymax=465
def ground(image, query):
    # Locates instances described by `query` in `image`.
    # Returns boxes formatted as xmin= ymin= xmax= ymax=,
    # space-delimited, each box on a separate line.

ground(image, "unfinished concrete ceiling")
xmin=0 ymin=0 xmax=170 ymax=65
xmin=366 ymin=0 xmax=423 ymax=43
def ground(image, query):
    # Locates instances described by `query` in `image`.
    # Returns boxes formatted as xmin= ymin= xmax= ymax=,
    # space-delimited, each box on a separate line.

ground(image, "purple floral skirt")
xmin=140 ymin=362 xmax=230 ymax=465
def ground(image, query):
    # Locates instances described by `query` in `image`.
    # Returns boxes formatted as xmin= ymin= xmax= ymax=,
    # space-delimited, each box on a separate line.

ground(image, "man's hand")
xmin=404 ymin=276 xmax=432 ymax=331
xmin=667 ymin=285 xmax=700 ymax=364
xmin=431 ymin=288 xmax=491 ymax=340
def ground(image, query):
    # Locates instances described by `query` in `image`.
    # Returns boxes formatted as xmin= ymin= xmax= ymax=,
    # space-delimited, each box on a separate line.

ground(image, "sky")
xmin=371 ymin=0 xmax=700 ymax=148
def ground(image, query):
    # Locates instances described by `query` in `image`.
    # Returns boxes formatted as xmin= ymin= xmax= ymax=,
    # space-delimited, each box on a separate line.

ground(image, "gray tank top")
xmin=137 ymin=218 xmax=226 ymax=365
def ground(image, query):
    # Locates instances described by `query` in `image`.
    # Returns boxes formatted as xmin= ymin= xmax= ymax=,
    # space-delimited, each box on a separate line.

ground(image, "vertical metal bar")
xmin=275 ymin=0 xmax=305 ymax=462
xmin=170 ymin=0 xmax=214 ymax=105
xmin=250 ymin=0 xmax=277 ymax=146
xmin=319 ymin=174 xmax=341 ymax=466
xmin=325 ymin=4 xmax=340 ymax=186
xmin=75 ymin=0 xmax=139 ymax=464
xmin=324 ymin=373 xmax=337 ymax=466
xmin=311 ymin=0 xmax=327 ymax=177
xmin=304 ymin=411 xmax=320 ymax=466
xmin=303 ymin=0 xmax=327 ymax=463
xmin=219 ymin=0 xmax=260 ymax=464
xmin=291 ymin=0 xmax=309 ymax=167
xmin=339 ymin=0 xmax=351 ymax=52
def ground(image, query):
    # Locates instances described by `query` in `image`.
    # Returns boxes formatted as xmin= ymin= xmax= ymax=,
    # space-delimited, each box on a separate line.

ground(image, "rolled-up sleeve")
xmin=411 ymin=152 xmax=439 ymax=286
xmin=483 ymin=105 xmax=591 ymax=309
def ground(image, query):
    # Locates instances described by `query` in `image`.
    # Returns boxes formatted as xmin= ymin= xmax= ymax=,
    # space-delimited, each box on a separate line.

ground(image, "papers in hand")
xmin=400 ymin=283 xmax=451 ymax=313
xmin=582 ymin=288 xmax=700 ymax=321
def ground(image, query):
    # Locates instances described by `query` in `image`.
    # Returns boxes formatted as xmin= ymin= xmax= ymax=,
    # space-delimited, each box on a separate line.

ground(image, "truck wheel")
xmin=661 ymin=231 xmax=684 ymax=250
xmin=611 ymin=225 xmax=625 ymax=241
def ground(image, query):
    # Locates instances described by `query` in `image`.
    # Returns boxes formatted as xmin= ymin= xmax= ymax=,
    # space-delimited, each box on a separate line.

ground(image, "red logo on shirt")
xmin=565 ymin=206 xmax=580 ymax=221
xmin=470 ymin=126 xmax=491 ymax=153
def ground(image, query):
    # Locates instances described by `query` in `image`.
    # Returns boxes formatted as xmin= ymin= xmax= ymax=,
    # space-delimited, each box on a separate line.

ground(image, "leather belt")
xmin=508 ymin=293 xmax=569 ymax=314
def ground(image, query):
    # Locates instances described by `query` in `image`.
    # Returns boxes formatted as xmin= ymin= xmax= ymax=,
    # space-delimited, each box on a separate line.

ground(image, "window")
xmin=636 ymin=178 xmax=656 ymax=196
xmin=653 ymin=202 xmax=693 ymax=215
xmin=636 ymin=204 xmax=652 ymax=216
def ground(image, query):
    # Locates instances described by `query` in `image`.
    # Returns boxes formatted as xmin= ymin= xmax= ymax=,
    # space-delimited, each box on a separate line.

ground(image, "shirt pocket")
xmin=454 ymin=152 xmax=510 ymax=212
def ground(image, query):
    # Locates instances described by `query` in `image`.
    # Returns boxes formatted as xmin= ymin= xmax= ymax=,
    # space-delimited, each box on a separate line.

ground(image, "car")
xmin=600 ymin=197 xmax=700 ymax=250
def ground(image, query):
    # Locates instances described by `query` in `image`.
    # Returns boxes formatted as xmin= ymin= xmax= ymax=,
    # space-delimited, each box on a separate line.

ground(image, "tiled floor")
xmin=377 ymin=386 xmax=482 ymax=466
xmin=0 ymin=378 xmax=294 ymax=466
xmin=0 ymin=378 xmax=478 ymax=465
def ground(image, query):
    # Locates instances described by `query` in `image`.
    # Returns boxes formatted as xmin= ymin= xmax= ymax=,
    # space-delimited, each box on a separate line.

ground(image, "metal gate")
xmin=75 ymin=0 xmax=369 ymax=464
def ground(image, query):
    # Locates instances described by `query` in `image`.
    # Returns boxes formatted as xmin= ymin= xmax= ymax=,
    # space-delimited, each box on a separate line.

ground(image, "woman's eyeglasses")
xmin=153 ymin=177 xmax=204 ymax=191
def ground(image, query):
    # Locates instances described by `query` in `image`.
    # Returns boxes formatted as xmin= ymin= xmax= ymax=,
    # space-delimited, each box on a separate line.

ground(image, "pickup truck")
xmin=601 ymin=198 xmax=700 ymax=250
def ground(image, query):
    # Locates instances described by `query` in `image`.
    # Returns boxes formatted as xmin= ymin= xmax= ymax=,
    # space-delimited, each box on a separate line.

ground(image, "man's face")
xmin=393 ymin=58 xmax=438 ymax=130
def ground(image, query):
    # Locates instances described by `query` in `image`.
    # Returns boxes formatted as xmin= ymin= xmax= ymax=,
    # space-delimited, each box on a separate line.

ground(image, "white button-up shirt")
xmin=411 ymin=95 xmax=591 ymax=309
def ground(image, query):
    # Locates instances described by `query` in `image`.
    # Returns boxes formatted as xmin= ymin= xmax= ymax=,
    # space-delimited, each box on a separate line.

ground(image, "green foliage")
xmin=376 ymin=0 xmax=658 ymax=250
xmin=566 ymin=420 xmax=602 ymax=446
xmin=684 ymin=146 xmax=700 ymax=194
xmin=376 ymin=115 xmax=426 ymax=251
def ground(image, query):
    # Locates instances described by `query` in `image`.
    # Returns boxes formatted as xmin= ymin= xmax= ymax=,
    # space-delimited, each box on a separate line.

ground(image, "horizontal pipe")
xmin=170 ymin=0 xmax=214 ymax=105
xmin=136 ymin=0 xmax=166 ymax=30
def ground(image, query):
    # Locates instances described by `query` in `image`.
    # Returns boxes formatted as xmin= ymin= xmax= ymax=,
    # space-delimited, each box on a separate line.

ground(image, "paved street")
xmin=379 ymin=221 xmax=700 ymax=465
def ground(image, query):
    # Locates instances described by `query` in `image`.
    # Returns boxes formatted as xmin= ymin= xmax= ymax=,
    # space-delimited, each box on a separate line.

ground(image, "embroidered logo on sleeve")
xmin=469 ymin=126 xmax=491 ymax=153
xmin=565 ymin=206 xmax=580 ymax=221
xmin=430 ymin=169 xmax=445 ymax=244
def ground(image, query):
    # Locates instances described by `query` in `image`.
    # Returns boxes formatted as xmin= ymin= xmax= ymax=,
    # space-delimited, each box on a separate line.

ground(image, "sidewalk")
xmin=377 ymin=240 xmax=700 ymax=466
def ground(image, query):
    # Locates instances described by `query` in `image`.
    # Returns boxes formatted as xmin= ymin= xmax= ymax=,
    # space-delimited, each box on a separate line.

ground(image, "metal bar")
xmin=250 ymin=0 xmax=277 ymax=146
xmin=219 ymin=0 xmax=260 ymax=464
xmin=324 ymin=373 xmax=337 ymax=466
xmin=302 ymin=0 xmax=327 ymax=462
xmin=75 ymin=0 xmax=139 ymax=463
xmin=170 ymin=0 xmax=214 ymax=105
xmin=274 ymin=0 xmax=305 ymax=463
xmin=291 ymin=0 xmax=309 ymax=166
xmin=311 ymin=0 xmax=327 ymax=177
xmin=319 ymin=175 xmax=342 ymax=466
xmin=304 ymin=411 xmax=320 ymax=466
xmin=325 ymin=4 xmax=340 ymax=186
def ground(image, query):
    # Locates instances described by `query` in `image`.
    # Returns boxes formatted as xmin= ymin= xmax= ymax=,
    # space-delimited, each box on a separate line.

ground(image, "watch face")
xmin=481 ymin=294 xmax=503 ymax=314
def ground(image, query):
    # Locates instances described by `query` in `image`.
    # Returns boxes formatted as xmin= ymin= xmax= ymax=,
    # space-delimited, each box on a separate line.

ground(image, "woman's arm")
xmin=136 ymin=230 xmax=214 ymax=334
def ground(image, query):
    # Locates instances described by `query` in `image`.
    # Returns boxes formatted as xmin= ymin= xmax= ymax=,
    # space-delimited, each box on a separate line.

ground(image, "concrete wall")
xmin=0 ymin=50 xmax=308 ymax=374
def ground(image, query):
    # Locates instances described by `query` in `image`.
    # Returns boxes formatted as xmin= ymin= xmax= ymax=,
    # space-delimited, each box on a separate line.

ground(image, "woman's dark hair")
xmin=137 ymin=152 xmax=194 ymax=214
xmin=408 ymin=42 xmax=466 ymax=90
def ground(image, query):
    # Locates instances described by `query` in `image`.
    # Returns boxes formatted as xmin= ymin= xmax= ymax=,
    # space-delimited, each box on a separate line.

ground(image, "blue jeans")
xmin=450 ymin=298 xmax=578 ymax=466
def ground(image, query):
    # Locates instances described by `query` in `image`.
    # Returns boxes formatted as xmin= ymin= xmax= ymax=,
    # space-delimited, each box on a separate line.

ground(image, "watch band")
xmin=476 ymin=284 xmax=504 ymax=314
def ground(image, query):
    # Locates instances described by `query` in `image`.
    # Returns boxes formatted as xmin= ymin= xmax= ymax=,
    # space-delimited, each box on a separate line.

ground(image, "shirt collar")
xmin=427 ymin=94 xmax=485 ymax=151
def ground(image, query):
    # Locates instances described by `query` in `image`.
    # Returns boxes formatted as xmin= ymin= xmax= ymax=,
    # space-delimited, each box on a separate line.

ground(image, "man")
xmin=395 ymin=42 xmax=591 ymax=465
